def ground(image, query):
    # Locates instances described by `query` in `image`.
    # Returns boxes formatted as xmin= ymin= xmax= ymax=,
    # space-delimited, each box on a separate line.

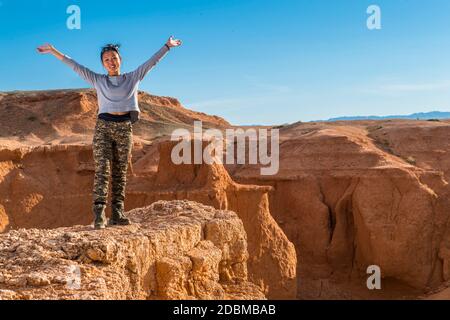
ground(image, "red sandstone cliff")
xmin=2 ymin=90 xmax=450 ymax=299
xmin=225 ymin=120 xmax=450 ymax=299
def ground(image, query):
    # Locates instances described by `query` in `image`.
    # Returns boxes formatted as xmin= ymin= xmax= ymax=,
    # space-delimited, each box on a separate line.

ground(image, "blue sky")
xmin=1 ymin=0 xmax=450 ymax=125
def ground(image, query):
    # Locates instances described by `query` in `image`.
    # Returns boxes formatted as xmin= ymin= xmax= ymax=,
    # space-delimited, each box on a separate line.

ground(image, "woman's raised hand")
xmin=36 ymin=44 xmax=55 ymax=54
xmin=36 ymin=44 xmax=64 ymax=60
xmin=166 ymin=36 xmax=182 ymax=48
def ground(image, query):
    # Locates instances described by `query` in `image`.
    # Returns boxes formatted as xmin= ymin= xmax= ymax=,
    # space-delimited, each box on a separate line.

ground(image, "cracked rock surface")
xmin=0 ymin=200 xmax=265 ymax=300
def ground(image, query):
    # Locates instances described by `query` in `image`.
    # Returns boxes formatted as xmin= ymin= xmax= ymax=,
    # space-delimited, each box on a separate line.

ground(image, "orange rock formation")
xmin=2 ymin=90 xmax=450 ymax=299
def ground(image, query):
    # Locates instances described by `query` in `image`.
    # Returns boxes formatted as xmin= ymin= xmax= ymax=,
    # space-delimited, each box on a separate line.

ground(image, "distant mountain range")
xmin=325 ymin=111 xmax=450 ymax=122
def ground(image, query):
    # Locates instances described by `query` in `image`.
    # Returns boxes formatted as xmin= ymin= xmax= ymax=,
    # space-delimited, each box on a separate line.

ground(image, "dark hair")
xmin=100 ymin=43 xmax=121 ymax=62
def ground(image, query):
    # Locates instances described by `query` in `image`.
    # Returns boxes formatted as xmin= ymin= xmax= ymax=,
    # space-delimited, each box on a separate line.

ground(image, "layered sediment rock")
xmin=4 ymin=89 xmax=450 ymax=299
xmin=0 ymin=139 xmax=298 ymax=299
xmin=226 ymin=121 xmax=450 ymax=299
xmin=0 ymin=200 xmax=265 ymax=300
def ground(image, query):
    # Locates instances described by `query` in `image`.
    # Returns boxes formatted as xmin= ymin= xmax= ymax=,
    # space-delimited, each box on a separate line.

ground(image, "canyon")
xmin=1 ymin=89 xmax=450 ymax=299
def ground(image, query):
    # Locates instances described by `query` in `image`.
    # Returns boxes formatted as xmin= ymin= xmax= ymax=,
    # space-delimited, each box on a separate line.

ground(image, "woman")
xmin=37 ymin=36 xmax=182 ymax=229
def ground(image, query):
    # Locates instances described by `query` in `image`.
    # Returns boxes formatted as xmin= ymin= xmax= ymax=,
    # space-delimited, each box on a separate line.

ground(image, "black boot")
xmin=93 ymin=203 xmax=107 ymax=229
xmin=108 ymin=201 xmax=131 ymax=226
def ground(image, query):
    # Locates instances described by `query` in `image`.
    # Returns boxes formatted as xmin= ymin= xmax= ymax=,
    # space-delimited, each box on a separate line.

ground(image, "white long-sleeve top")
xmin=61 ymin=44 xmax=170 ymax=123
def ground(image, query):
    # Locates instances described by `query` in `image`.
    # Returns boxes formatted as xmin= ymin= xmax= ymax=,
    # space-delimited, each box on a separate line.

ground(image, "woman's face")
xmin=102 ymin=50 xmax=121 ymax=75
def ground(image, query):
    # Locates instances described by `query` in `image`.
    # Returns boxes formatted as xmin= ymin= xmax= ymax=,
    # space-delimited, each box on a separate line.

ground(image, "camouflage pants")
xmin=92 ymin=118 xmax=133 ymax=210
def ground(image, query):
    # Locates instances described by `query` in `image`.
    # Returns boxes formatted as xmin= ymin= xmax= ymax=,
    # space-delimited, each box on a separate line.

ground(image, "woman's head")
xmin=101 ymin=44 xmax=122 ymax=76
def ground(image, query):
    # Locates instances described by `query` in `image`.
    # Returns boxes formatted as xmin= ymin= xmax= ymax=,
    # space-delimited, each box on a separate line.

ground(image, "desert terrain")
xmin=1 ymin=89 xmax=450 ymax=300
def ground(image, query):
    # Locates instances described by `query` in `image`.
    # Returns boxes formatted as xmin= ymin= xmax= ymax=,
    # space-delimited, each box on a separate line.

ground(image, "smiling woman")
xmin=99 ymin=44 xmax=127 ymax=115
xmin=36 ymin=36 xmax=182 ymax=229
xmin=100 ymin=44 xmax=122 ymax=76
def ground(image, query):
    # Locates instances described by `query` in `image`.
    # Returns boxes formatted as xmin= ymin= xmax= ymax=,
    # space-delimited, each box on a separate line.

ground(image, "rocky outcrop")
xmin=226 ymin=121 xmax=450 ymax=299
xmin=0 ymin=200 xmax=265 ymax=300
xmin=6 ymin=89 xmax=450 ymax=299
xmin=367 ymin=121 xmax=450 ymax=297
xmin=127 ymin=140 xmax=297 ymax=299
xmin=0 ymin=140 xmax=297 ymax=299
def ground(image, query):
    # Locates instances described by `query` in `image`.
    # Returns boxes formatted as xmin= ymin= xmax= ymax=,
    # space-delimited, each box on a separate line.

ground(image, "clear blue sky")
xmin=1 ymin=0 xmax=450 ymax=125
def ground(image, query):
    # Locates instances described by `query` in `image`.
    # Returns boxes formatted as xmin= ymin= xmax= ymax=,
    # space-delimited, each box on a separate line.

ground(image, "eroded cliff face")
xmin=0 ymin=200 xmax=265 ymax=300
xmin=132 ymin=140 xmax=298 ymax=299
xmin=3 ymin=90 xmax=450 ymax=299
xmin=0 ymin=139 xmax=297 ymax=299
xmin=0 ymin=89 xmax=296 ymax=299
xmin=225 ymin=121 xmax=450 ymax=299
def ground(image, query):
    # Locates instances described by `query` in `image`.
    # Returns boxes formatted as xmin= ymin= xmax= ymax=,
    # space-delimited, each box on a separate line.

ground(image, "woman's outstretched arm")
xmin=37 ymin=43 xmax=100 ymax=87
xmin=132 ymin=36 xmax=182 ymax=81
xmin=37 ymin=43 xmax=65 ymax=60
